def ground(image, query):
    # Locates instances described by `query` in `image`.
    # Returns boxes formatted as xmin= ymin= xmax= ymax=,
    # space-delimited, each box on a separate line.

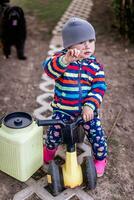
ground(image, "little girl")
xmin=42 ymin=17 xmax=108 ymax=177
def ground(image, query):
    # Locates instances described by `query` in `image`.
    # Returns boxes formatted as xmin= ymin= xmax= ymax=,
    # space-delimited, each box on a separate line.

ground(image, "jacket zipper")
xmin=78 ymin=61 xmax=82 ymax=112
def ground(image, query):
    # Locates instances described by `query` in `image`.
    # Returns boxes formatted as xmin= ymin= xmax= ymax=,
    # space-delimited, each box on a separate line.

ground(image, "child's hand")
xmin=63 ymin=48 xmax=85 ymax=64
xmin=82 ymin=106 xmax=94 ymax=122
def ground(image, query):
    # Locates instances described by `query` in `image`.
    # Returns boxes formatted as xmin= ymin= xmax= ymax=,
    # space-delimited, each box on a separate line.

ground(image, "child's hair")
xmin=62 ymin=17 xmax=96 ymax=48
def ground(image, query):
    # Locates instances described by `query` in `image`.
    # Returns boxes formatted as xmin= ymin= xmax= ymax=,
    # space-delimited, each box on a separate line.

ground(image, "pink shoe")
xmin=43 ymin=146 xmax=57 ymax=164
xmin=94 ymin=159 xmax=107 ymax=177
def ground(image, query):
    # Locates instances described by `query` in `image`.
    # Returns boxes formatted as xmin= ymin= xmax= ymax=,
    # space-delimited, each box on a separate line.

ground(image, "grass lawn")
xmin=11 ymin=0 xmax=72 ymax=33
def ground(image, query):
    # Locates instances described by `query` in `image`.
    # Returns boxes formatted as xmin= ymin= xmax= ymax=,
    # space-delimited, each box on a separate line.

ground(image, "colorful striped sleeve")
xmin=84 ymin=65 xmax=107 ymax=111
xmin=42 ymin=53 xmax=68 ymax=80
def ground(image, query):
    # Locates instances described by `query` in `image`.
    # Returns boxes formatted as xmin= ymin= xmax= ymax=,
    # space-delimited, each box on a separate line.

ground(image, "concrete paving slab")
xmin=13 ymin=176 xmax=94 ymax=200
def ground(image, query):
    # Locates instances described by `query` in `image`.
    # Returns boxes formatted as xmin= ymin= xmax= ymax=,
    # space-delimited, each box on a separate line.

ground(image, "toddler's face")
xmin=70 ymin=40 xmax=95 ymax=59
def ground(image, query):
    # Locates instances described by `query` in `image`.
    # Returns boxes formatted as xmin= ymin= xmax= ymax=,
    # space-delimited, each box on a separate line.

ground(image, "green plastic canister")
xmin=0 ymin=112 xmax=43 ymax=182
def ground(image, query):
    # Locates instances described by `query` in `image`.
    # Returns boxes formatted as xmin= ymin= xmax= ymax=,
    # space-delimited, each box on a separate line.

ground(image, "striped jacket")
xmin=42 ymin=50 xmax=107 ymax=114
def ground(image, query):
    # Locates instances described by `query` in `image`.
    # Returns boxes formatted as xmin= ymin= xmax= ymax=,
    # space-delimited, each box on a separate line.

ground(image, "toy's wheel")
xmin=47 ymin=160 xmax=63 ymax=196
xmin=82 ymin=155 xmax=97 ymax=190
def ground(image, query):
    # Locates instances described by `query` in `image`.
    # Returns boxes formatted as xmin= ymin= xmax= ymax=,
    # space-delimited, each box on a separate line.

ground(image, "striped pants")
xmin=45 ymin=111 xmax=108 ymax=160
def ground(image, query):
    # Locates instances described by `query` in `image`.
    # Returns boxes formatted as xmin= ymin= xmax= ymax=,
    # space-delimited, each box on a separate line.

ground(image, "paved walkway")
xmin=12 ymin=1 xmax=95 ymax=200
xmin=33 ymin=0 xmax=93 ymax=120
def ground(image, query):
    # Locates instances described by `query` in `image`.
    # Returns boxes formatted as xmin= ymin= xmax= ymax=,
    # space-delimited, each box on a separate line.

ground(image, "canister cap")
xmin=3 ymin=112 xmax=32 ymax=129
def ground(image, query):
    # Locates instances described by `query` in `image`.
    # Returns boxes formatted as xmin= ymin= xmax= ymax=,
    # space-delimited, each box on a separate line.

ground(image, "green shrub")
xmin=113 ymin=0 xmax=134 ymax=42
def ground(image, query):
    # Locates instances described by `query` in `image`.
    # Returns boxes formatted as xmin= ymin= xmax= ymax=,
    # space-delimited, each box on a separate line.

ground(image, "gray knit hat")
xmin=62 ymin=17 xmax=96 ymax=48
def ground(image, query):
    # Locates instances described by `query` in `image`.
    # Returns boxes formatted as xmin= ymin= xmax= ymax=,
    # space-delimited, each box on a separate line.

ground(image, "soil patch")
xmin=87 ymin=0 xmax=134 ymax=199
xmin=0 ymin=0 xmax=134 ymax=199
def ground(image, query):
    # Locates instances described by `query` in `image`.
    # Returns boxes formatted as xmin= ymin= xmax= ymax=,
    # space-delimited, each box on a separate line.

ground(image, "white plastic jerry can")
xmin=0 ymin=112 xmax=43 ymax=182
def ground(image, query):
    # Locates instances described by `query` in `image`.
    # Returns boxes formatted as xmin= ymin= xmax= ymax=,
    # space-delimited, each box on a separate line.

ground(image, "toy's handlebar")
xmin=36 ymin=116 xmax=83 ymax=128
xmin=36 ymin=116 xmax=85 ymax=150
xmin=36 ymin=119 xmax=64 ymax=127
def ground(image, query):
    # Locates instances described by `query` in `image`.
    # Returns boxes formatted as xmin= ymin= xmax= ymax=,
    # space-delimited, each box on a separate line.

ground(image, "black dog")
xmin=1 ymin=5 xmax=27 ymax=60
xmin=0 ymin=0 xmax=10 ymax=6
xmin=0 ymin=0 xmax=10 ymax=19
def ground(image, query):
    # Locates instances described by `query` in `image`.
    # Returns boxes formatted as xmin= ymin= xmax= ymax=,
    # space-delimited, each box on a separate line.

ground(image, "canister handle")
xmin=36 ymin=116 xmax=83 ymax=127
xmin=0 ymin=114 xmax=6 ymax=127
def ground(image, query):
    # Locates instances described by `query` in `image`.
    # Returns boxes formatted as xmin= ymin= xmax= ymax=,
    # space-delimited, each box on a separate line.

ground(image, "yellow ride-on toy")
xmin=37 ymin=116 xmax=97 ymax=196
